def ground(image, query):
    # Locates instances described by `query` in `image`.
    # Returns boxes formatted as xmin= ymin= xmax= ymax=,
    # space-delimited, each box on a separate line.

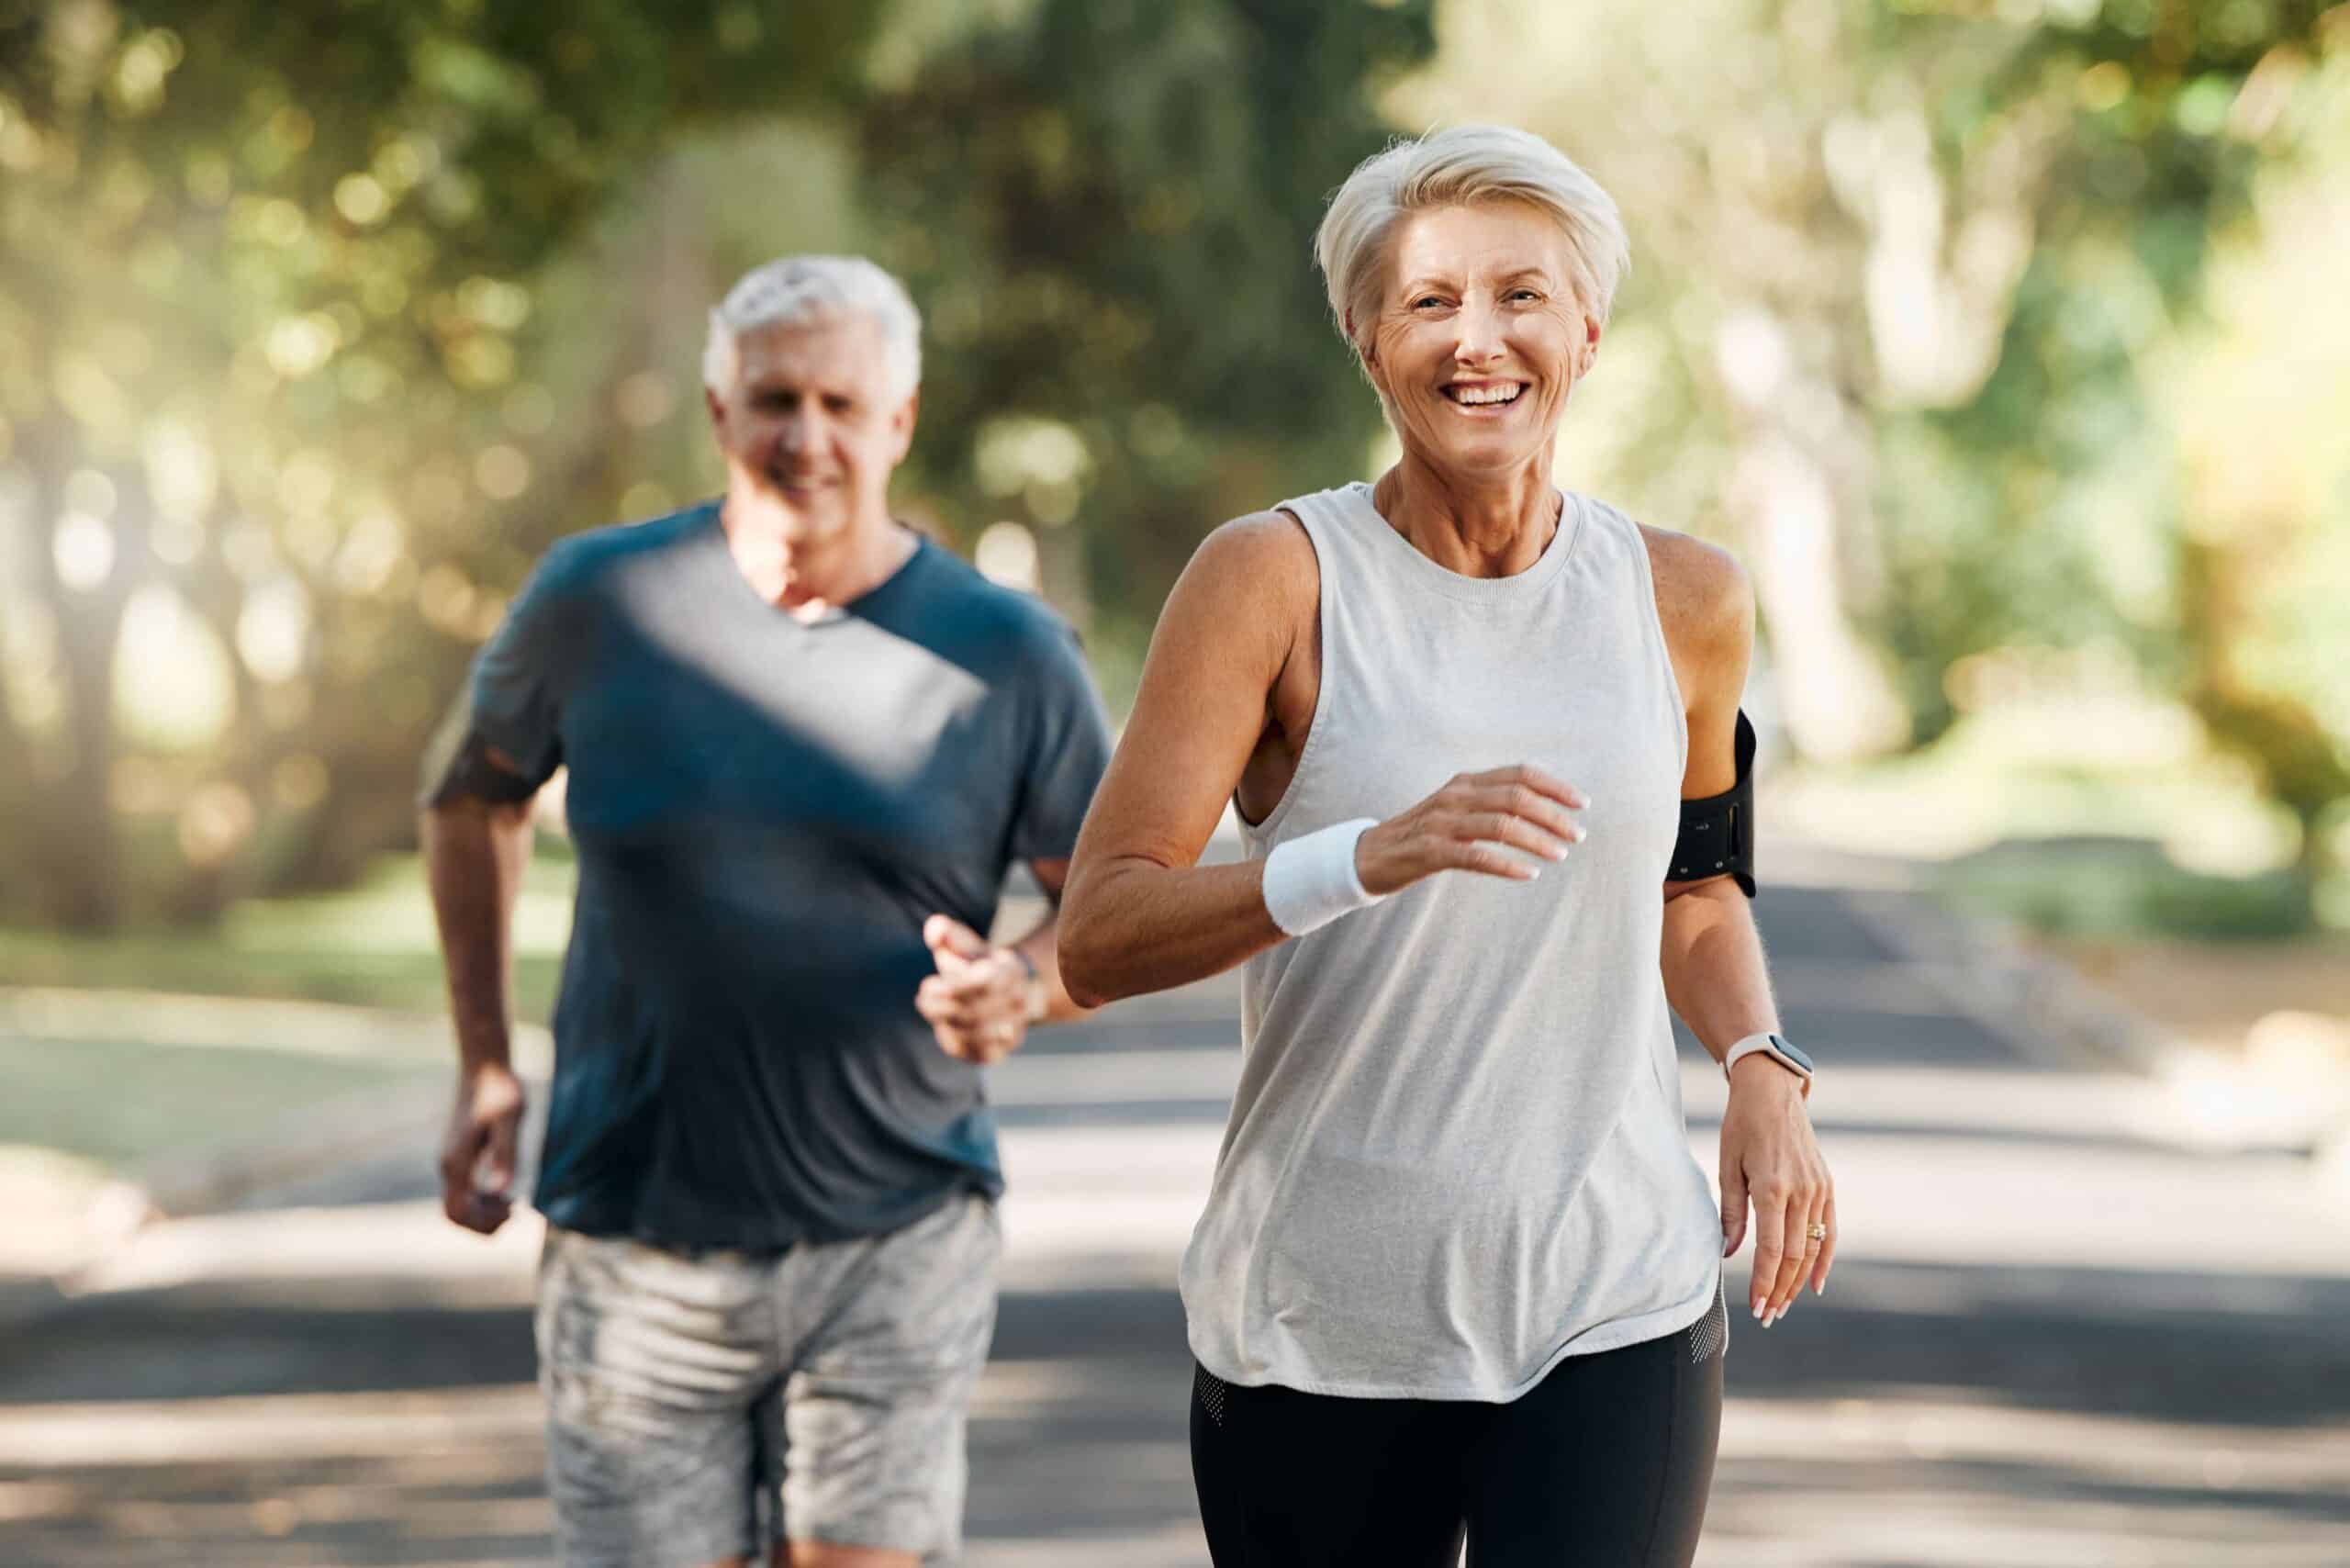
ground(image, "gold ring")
xmin=1806 ymin=1222 xmax=1828 ymax=1242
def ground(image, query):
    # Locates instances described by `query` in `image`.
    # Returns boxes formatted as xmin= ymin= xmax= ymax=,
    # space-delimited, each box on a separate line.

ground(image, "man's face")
xmin=705 ymin=313 xmax=917 ymax=545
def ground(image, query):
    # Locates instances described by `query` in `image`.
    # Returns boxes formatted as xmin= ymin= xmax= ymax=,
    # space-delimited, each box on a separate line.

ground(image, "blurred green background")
xmin=2 ymin=0 xmax=2346 ymax=1172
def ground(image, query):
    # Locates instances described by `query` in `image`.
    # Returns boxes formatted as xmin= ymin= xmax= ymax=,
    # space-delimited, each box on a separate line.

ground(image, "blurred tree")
xmin=1393 ymin=0 xmax=1928 ymax=763
xmin=1392 ymin=0 xmax=2348 ymax=849
xmin=17 ymin=0 xmax=2334 ymax=934
xmin=848 ymin=0 xmax=1437 ymax=692
xmin=0 ymin=0 xmax=880 ymax=927
xmin=0 ymin=0 xmax=1438 ymax=929
xmin=2165 ymin=83 xmax=2350 ymax=879
xmin=1884 ymin=0 xmax=2350 ymax=873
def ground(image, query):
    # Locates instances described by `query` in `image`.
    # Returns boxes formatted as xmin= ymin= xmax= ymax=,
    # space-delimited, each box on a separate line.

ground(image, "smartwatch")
xmin=1012 ymin=947 xmax=1049 ymax=1024
xmin=1723 ymin=1031 xmax=1813 ymax=1095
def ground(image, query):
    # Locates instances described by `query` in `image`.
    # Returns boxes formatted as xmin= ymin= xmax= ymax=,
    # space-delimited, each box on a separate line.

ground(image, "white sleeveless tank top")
xmin=1179 ymin=481 xmax=1724 ymax=1401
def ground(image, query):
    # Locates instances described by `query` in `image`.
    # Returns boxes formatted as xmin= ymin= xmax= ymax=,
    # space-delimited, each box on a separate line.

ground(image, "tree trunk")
xmin=23 ymin=440 xmax=140 ymax=931
xmin=1736 ymin=439 xmax=1903 ymax=762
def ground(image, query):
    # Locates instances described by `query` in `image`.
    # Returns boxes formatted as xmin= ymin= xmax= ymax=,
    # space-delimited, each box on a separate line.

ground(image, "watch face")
xmin=1769 ymin=1033 xmax=1815 ymax=1073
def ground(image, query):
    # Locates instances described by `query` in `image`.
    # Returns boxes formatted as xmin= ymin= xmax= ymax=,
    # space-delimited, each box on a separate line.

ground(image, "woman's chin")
xmin=1414 ymin=431 xmax=1552 ymax=484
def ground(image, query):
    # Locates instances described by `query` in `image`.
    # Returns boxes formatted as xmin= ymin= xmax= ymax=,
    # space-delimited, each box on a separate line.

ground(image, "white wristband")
xmin=1261 ymin=818 xmax=1384 ymax=936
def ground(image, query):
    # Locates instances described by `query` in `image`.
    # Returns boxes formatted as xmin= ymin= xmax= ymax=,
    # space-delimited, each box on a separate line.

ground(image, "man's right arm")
xmin=420 ymin=542 xmax=576 ymax=1235
xmin=424 ymin=777 xmax=537 ymax=1235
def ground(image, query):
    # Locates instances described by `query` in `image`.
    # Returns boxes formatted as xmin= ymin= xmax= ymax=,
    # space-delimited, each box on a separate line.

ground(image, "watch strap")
xmin=1724 ymin=1031 xmax=1812 ymax=1093
xmin=1012 ymin=946 xmax=1048 ymax=1023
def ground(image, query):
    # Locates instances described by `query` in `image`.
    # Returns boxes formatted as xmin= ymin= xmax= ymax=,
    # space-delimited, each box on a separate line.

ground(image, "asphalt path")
xmin=4 ymin=860 xmax=2345 ymax=1567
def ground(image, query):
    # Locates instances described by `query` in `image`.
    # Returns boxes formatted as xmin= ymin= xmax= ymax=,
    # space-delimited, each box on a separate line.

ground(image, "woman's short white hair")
xmin=1314 ymin=125 xmax=1630 ymax=355
xmin=701 ymin=254 xmax=923 ymax=400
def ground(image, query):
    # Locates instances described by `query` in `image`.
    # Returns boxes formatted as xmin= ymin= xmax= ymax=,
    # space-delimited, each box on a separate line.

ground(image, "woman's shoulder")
xmin=1184 ymin=506 xmax=1320 ymax=598
xmin=1630 ymin=516 xmax=1752 ymax=657
xmin=1146 ymin=508 xmax=1322 ymax=681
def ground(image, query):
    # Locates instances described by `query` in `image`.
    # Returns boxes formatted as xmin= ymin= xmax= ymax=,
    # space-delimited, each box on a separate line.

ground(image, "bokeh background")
xmin=2 ymin=2 xmax=2346 ymax=1564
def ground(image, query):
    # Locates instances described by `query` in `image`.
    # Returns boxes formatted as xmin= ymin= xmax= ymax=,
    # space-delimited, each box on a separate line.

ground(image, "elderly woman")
xmin=1058 ymin=126 xmax=1835 ymax=1565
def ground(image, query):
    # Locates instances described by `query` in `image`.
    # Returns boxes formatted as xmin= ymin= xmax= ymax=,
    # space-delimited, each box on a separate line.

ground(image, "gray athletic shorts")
xmin=534 ymin=1192 xmax=1001 ymax=1567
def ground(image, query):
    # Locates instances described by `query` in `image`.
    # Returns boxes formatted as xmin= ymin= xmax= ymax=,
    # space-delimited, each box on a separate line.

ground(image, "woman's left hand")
xmin=1718 ymin=1057 xmax=1835 ymax=1325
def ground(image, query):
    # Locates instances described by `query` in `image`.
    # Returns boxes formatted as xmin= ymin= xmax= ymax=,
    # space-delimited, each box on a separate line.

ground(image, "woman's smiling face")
xmin=1362 ymin=201 xmax=1597 ymax=483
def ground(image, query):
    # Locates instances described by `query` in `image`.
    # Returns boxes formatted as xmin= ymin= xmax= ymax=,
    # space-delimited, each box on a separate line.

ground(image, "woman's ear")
xmin=1351 ymin=315 xmax=1382 ymax=377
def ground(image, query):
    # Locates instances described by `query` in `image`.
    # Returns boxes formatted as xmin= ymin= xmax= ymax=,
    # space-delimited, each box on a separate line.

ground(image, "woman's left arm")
xmin=1650 ymin=531 xmax=1837 ymax=1327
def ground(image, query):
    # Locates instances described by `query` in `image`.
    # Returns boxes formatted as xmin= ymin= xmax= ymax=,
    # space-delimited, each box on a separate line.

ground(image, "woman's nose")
xmin=1453 ymin=300 xmax=1505 ymax=366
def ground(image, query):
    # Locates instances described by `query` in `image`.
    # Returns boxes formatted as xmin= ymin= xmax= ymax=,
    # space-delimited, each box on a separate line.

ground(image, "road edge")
xmin=0 ymin=1070 xmax=453 ymax=1336
xmin=1830 ymin=875 xmax=2350 ymax=1176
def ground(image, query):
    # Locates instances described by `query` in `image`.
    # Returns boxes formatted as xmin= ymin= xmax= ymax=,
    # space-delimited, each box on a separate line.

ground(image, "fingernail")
xmin=1751 ymin=1301 xmax=1763 ymax=1320
xmin=1813 ymin=1282 xmax=1824 ymax=1296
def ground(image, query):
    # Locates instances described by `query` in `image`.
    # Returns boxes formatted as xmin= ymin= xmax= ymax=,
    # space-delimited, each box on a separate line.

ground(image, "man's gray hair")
xmin=701 ymin=255 xmax=923 ymax=399
xmin=1314 ymin=125 xmax=1631 ymax=356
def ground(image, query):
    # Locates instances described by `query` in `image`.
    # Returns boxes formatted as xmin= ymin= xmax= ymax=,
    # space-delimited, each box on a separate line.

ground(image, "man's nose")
xmin=777 ymin=411 xmax=817 ymax=454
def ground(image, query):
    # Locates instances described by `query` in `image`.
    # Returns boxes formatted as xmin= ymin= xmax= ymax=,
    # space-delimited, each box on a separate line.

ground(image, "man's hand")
xmin=1718 ymin=1056 xmax=1835 ymax=1326
xmin=917 ymin=915 xmax=1036 ymax=1066
xmin=440 ymin=1061 xmax=525 ymax=1235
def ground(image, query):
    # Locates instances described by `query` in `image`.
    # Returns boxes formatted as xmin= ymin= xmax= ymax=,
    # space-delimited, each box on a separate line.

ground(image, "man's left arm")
xmin=916 ymin=618 xmax=1113 ymax=1063
xmin=1006 ymin=858 xmax=1090 ymax=1025
xmin=1651 ymin=533 xmax=1836 ymax=1327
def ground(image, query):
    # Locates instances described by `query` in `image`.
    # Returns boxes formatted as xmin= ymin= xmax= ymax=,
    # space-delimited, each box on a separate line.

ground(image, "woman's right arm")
xmin=1059 ymin=512 xmax=1590 ymax=1007
xmin=1058 ymin=514 xmax=1307 ymax=1006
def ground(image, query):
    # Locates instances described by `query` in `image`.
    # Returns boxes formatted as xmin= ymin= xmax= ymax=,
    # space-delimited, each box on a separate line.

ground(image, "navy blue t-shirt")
xmin=444 ymin=502 xmax=1112 ymax=1249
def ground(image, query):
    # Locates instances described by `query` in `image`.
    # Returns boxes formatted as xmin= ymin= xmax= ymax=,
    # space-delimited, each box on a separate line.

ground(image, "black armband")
xmin=1670 ymin=709 xmax=1755 ymax=897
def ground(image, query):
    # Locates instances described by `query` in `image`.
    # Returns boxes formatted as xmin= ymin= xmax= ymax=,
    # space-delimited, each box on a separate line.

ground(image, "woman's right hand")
xmin=1355 ymin=765 xmax=1590 ymax=896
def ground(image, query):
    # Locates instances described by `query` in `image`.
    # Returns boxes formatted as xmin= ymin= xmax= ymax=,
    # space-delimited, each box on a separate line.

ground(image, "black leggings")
xmin=1190 ymin=1284 xmax=1726 ymax=1568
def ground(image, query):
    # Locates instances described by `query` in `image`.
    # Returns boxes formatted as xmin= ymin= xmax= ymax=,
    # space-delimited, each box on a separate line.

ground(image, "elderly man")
xmin=420 ymin=255 xmax=1112 ymax=1568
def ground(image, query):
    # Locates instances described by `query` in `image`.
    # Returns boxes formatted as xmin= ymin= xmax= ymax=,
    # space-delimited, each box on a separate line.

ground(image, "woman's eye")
xmin=1413 ymin=296 xmax=1446 ymax=309
xmin=1510 ymin=289 xmax=1541 ymax=303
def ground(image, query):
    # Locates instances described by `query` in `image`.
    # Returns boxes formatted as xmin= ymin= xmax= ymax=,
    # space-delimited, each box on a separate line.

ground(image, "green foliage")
xmin=851 ymin=0 xmax=1435 ymax=651
xmin=0 ymin=0 xmax=1436 ymax=928
xmin=0 ymin=0 xmax=884 ymax=926
xmin=4 ymin=0 xmax=2341 ymax=935
xmin=1876 ymin=0 xmax=2350 ymax=841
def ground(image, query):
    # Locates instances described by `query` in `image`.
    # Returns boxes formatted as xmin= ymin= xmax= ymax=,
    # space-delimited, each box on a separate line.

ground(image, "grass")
xmin=0 ymin=851 xmax=576 ymax=1019
xmin=0 ymin=1034 xmax=434 ymax=1170
xmin=0 ymin=852 xmax=574 ymax=1190
xmin=1771 ymin=694 xmax=2344 ymax=941
xmin=1931 ymin=836 xmax=2321 ymax=941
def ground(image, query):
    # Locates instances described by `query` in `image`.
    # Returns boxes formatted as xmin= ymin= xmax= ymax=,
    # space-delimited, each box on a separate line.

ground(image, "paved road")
xmin=4 ymin=857 xmax=2346 ymax=1566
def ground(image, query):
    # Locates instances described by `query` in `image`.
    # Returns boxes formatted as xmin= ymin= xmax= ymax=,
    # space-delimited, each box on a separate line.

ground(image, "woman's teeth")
xmin=1446 ymin=384 xmax=1521 ymax=406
